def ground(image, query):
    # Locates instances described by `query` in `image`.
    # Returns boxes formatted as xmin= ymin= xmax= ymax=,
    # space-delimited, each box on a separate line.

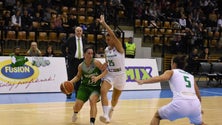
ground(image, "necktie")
xmin=77 ymin=38 xmax=81 ymax=59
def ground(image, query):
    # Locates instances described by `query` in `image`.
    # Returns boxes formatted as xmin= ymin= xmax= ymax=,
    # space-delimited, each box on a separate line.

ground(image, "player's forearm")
xmin=97 ymin=70 xmax=108 ymax=80
xmin=101 ymin=21 xmax=115 ymax=37
xmin=142 ymin=76 xmax=166 ymax=84
xmin=70 ymin=76 xmax=81 ymax=84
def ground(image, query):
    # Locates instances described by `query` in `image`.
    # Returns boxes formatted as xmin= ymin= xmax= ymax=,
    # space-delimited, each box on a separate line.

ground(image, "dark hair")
xmin=83 ymin=45 xmax=94 ymax=53
xmin=45 ymin=45 xmax=54 ymax=55
xmin=172 ymin=55 xmax=188 ymax=69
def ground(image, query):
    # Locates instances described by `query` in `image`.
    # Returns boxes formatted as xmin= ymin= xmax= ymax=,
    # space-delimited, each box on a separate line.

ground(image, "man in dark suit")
xmin=62 ymin=26 xmax=88 ymax=99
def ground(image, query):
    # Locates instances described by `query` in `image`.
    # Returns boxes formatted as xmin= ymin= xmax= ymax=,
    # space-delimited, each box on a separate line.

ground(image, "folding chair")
xmin=207 ymin=62 xmax=222 ymax=86
xmin=196 ymin=62 xmax=212 ymax=85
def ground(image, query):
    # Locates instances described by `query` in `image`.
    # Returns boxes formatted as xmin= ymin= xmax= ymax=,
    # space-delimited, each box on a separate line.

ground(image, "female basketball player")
xmin=135 ymin=55 xmax=206 ymax=125
xmin=98 ymin=15 xmax=126 ymax=124
xmin=69 ymin=46 xmax=107 ymax=125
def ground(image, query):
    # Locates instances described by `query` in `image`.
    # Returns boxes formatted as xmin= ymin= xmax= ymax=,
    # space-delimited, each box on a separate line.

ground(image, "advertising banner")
xmin=0 ymin=56 xmax=67 ymax=93
xmin=0 ymin=57 xmax=160 ymax=93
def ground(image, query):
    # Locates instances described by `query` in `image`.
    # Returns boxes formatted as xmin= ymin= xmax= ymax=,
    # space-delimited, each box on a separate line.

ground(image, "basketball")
xmin=60 ymin=81 xmax=74 ymax=94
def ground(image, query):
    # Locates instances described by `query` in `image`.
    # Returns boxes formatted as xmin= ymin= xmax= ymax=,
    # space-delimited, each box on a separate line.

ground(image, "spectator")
xmin=61 ymin=26 xmax=88 ymax=99
xmin=217 ymin=15 xmax=222 ymax=30
xmin=170 ymin=34 xmax=182 ymax=54
xmin=61 ymin=12 xmax=69 ymax=33
xmin=56 ymin=14 xmax=63 ymax=32
xmin=125 ymin=37 xmax=136 ymax=58
xmin=41 ymin=8 xmax=51 ymax=30
xmin=186 ymin=48 xmax=200 ymax=74
xmin=33 ymin=4 xmax=44 ymax=18
xmin=192 ymin=22 xmax=205 ymax=49
xmin=149 ymin=4 xmax=158 ymax=21
xmin=67 ymin=14 xmax=79 ymax=33
xmin=44 ymin=45 xmax=55 ymax=57
xmin=87 ymin=19 xmax=101 ymax=34
xmin=21 ymin=10 xmax=32 ymax=31
xmin=208 ymin=9 xmax=217 ymax=27
xmin=199 ymin=47 xmax=210 ymax=60
xmin=13 ymin=0 xmax=23 ymax=13
xmin=179 ymin=14 xmax=187 ymax=29
xmin=13 ymin=46 xmax=21 ymax=56
xmin=32 ymin=12 xmax=42 ymax=31
xmin=142 ymin=5 xmax=151 ymax=21
xmin=51 ymin=13 xmax=63 ymax=32
xmin=32 ymin=12 xmax=43 ymax=22
xmin=11 ymin=10 xmax=21 ymax=31
xmin=2 ymin=11 xmax=11 ymax=30
xmin=26 ymin=42 xmax=42 ymax=56
xmin=186 ymin=14 xmax=193 ymax=30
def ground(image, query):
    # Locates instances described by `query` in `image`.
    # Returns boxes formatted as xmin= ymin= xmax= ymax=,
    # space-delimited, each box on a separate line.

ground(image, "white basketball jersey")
xmin=105 ymin=46 xmax=125 ymax=75
xmin=169 ymin=69 xmax=198 ymax=100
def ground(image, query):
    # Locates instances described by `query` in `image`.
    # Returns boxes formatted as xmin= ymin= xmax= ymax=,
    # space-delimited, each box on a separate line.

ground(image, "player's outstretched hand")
xmin=134 ymin=79 xmax=143 ymax=85
xmin=99 ymin=15 xmax=105 ymax=24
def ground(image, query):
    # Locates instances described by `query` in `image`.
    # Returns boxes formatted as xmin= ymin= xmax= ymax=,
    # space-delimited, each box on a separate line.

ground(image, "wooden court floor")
xmin=0 ymin=96 xmax=221 ymax=125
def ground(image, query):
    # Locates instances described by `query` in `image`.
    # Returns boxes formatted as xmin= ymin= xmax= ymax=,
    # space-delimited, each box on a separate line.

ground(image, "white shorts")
xmin=103 ymin=73 xmax=126 ymax=90
xmin=158 ymin=99 xmax=202 ymax=124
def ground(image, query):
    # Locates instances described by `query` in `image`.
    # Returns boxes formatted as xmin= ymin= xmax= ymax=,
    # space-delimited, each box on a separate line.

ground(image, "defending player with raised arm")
xmin=69 ymin=45 xmax=107 ymax=125
xmin=135 ymin=55 xmax=206 ymax=125
xmin=98 ymin=15 xmax=126 ymax=124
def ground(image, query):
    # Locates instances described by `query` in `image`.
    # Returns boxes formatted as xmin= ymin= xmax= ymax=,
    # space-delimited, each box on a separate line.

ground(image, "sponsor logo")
xmin=126 ymin=66 xmax=152 ymax=82
xmin=0 ymin=59 xmax=39 ymax=84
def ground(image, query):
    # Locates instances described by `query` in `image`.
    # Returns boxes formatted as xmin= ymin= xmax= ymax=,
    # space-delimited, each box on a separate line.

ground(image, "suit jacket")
xmin=61 ymin=35 xmax=88 ymax=60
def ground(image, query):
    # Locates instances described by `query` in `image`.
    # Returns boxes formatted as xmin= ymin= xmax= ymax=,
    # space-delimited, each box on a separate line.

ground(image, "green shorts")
xmin=76 ymin=85 xmax=101 ymax=102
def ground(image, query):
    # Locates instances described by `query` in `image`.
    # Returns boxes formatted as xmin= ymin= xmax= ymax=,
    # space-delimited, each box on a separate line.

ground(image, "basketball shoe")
xmin=99 ymin=115 xmax=110 ymax=124
xmin=72 ymin=113 xmax=78 ymax=122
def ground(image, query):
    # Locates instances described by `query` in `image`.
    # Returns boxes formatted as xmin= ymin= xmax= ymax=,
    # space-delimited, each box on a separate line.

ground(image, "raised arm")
xmin=99 ymin=15 xmax=124 ymax=54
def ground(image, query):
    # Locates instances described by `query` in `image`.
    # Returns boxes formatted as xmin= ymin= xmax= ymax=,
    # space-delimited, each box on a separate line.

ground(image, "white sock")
xmin=102 ymin=106 xmax=109 ymax=116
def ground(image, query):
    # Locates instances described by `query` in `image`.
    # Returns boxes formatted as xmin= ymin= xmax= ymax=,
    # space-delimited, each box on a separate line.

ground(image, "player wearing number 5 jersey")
xmin=135 ymin=55 xmax=206 ymax=125
xmin=98 ymin=15 xmax=126 ymax=124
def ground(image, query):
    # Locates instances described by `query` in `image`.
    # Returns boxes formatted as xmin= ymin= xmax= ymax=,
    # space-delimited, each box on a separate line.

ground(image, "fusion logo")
xmin=126 ymin=66 xmax=152 ymax=82
xmin=0 ymin=59 xmax=39 ymax=84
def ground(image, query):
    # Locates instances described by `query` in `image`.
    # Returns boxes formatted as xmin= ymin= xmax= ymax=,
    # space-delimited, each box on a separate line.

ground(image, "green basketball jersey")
xmin=81 ymin=59 xmax=101 ymax=86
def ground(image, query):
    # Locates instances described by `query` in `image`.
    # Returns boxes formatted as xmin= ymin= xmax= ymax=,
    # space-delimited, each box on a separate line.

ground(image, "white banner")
xmin=0 ymin=57 xmax=67 ymax=93
xmin=97 ymin=58 xmax=161 ymax=90
xmin=0 ymin=57 xmax=160 ymax=93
